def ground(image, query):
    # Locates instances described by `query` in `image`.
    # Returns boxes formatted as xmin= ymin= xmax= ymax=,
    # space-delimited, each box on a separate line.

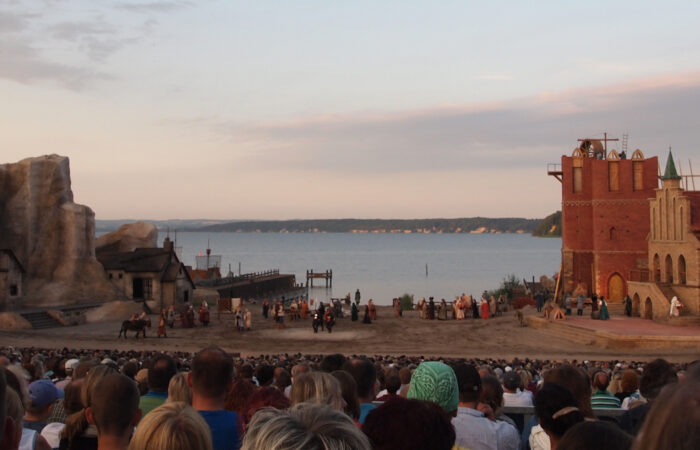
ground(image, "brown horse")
xmin=118 ymin=319 xmax=152 ymax=339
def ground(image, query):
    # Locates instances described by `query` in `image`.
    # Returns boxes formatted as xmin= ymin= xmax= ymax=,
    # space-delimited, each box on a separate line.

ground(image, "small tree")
xmin=399 ymin=293 xmax=414 ymax=311
xmin=493 ymin=274 xmax=522 ymax=301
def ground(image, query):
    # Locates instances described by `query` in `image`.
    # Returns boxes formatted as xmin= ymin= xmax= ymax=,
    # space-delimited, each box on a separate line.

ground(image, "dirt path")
xmin=1 ymin=306 xmax=696 ymax=362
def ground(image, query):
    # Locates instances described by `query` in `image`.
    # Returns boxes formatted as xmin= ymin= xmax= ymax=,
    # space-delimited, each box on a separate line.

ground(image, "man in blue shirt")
xmin=189 ymin=347 xmax=241 ymax=450
xmin=344 ymin=358 xmax=377 ymax=424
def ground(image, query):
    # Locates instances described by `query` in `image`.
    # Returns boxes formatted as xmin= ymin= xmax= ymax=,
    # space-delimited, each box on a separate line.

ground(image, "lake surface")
xmin=168 ymin=232 xmax=561 ymax=305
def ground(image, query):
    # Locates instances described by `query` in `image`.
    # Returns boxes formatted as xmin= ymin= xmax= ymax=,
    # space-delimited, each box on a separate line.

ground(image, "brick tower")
xmin=550 ymin=138 xmax=658 ymax=302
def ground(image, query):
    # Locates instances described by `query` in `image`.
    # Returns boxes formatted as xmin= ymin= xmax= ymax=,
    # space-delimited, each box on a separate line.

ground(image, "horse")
xmin=118 ymin=318 xmax=152 ymax=339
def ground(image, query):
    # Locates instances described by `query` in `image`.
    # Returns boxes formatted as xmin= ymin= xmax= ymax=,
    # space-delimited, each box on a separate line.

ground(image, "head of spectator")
xmin=343 ymin=358 xmax=377 ymax=404
xmin=398 ymin=367 xmax=412 ymax=397
xmin=503 ymin=371 xmax=521 ymax=393
xmin=86 ymin=373 xmax=141 ymax=450
xmin=592 ymin=371 xmax=611 ymax=392
xmin=4 ymin=386 xmax=24 ymax=450
xmin=241 ymin=386 xmax=290 ymax=427
xmin=289 ymin=372 xmax=344 ymax=411
xmin=127 ymin=402 xmax=212 ymax=450
xmin=320 ymin=354 xmax=347 ymax=373
xmin=188 ymin=347 xmax=234 ymax=410
xmin=74 ymin=360 xmax=98 ymax=380
xmin=640 ymin=358 xmax=677 ymax=401
xmin=384 ymin=369 xmax=401 ymax=396
xmin=557 ymin=421 xmax=633 ymax=450
xmin=478 ymin=365 xmax=496 ymax=379
xmin=362 ymin=397 xmax=455 ymax=450
xmin=480 ymin=375 xmax=505 ymax=418
xmin=254 ymin=364 xmax=274 ymax=387
xmin=407 ymin=361 xmax=459 ymax=416
xmin=290 ymin=363 xmax=310 ymax=382
xmin=543 ymin=365 xmax=594 ymax=418
xmin=632 ymin=381 xmax=700 ymax=450
xmin=620 ymin=369 xmax=639 ymax=394
xmin=236 ymin=363 xmax=254 ymax=381
xmin=273 ymin=367 xmax=291 ymax=392
xmin=148 ymin=355 xmax=177 ymax=393
xmin=242 ymin=403 xmax=371 ymax=450
xmin=121 ymin=361 xmax=139 ymax=381
xmin=534 ymin=383 xmax=585 ymax=450
xmin=24 ymin=379 xmax=64 ymax=431
xmin=331 ymin=370 xmax=360 ymax=420
xmin=62 ymin=364 xmax=118 ymax=449
xmin=167 ymin=372 xmax=192 ymax=405
xmin=225 ymin=379 xmax=256 ymax=415
xmin=452 ymin=362 xmax=482 ymax=407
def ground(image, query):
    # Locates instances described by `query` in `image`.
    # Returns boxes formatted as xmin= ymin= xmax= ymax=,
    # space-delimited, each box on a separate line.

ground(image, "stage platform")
xmin=527 ymin=315 xmax=700 ymax=350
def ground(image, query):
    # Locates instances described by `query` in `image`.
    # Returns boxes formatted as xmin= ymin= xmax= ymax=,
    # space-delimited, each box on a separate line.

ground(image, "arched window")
xmin=609 ymin=227 xmax=617 ymax=240
xmin=608 ymin=161 xmax=620 ymax=191
xmin=665 ymin=254 xmax=674 ymax=284
xmin=679 ymin=255 xmax=687 ymax=285
xmin=653 ymin=254 xmax=661 ymax=282
xmin=680 ymin=206 xmax=684 ymax=236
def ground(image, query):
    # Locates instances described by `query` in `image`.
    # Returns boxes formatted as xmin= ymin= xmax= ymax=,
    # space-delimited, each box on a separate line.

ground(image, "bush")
xmin=399 ymin=293 xmax=414 ymax=311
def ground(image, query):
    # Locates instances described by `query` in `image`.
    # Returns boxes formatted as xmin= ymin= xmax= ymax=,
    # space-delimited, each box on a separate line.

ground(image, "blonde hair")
xmin=128 ymin=402 xmax=212 ymax=450
xmin=242 ymin=403 xmax=371 ymax=450
xmin=289 ymin=372 xmax=344 ymax=410
xmin=167 ymin=372 xmax=192 ymax=405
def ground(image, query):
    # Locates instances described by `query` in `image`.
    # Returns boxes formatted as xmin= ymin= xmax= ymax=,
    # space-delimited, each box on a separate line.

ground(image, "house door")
xmin=133 ymin=278 xmax=144 ymax=299
xmin=608 ymin=273 xmax=625 ymax=302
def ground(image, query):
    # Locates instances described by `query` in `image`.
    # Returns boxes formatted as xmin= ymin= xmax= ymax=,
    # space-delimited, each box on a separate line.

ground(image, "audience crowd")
xmin=1 ymin=345 xmax=698 ymax=450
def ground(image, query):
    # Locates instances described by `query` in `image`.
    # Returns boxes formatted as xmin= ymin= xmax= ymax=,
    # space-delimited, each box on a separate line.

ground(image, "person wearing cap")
xmin=452 ymin=363 xmax=519 ymax=450
xmin=55 ymin=360 xmax=79 ymax=390
xmin=502 ymin=371 xmax=533 ymax=407
xmin=24 ymin=380 xmax=64 ymax=433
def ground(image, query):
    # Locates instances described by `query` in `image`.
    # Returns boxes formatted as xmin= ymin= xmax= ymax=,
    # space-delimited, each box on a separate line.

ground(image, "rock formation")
xmin=0 ymin=155 xmax=120 ymax=307
xmin=95 ymin=222 xmax=158 ymax=255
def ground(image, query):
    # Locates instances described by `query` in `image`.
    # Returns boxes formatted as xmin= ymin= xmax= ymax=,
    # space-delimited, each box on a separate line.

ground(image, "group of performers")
xmin=350 ymin=299 xmax=375 ymax=324
xmin=312 ymin=302 xmax=337 ymax=333
xmin=152 ymin=301 xmax=216 ymax=337
xmin=416 ymin=293 xmax=503 ymax=320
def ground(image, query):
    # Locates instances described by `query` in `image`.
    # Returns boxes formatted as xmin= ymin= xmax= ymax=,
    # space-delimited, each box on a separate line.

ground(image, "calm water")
xmin=168 ymin=232 xmax=561 ymax=305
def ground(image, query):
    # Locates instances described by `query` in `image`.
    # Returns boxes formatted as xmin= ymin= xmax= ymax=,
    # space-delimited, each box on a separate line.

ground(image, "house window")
xmin=9 ymin=285 xmax=18 ymax=296
xmin=633 ymin=161 xmax=644 ymax=191
xmin=132 ymin=278 xmax=153 ymax=300
xmin=109 ymin=273 xmax=113 ymax=279
xmin=573 ymin=167 xmax=582 ymax=193
xmin=118 ymin=273 xmax=123 ymax=279
xmin=608 ymin=161 xmax=620 ymax=191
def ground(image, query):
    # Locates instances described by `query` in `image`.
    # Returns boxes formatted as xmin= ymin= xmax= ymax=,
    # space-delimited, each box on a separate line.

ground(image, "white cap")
xmin=65 ymin=359 xmax=80 ymax=372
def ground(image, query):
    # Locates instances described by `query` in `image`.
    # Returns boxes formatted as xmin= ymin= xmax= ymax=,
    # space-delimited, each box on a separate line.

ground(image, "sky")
xmin=2 ymin=0 xmax=699 ymax=220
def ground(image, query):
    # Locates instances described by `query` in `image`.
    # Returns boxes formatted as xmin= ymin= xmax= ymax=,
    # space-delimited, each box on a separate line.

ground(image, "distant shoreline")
xmin=96 ymin=215 xmax=562 ymax=237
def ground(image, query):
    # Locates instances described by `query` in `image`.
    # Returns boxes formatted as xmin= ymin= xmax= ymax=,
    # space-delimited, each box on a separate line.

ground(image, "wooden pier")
xmin=306 ymin=269 xmax=332 ymax=288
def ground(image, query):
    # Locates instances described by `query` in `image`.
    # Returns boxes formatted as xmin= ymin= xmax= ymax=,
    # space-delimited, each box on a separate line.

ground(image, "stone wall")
xmin=0 ymin=155 xmax=120 ymax=307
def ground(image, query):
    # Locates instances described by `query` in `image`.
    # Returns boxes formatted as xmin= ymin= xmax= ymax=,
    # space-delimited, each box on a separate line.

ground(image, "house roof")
xmin=0 ymin=249 xmax=25 ymax=273
xmin=662 ymin=150 xmax=681 ymax=180
xmin=97 ymin=247 xmax=194 ymax=287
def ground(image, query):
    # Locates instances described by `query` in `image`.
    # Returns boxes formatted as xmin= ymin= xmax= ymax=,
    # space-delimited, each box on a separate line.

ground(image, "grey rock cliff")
xmin=0 ymin=155 xmax=119 ymax=307
xmin=95 ymin=222 xmax=158 ymax=254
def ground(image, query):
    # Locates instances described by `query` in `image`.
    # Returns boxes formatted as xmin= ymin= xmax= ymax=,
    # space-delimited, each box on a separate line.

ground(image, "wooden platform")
xmin=527 ymin=315 xmax=700 ymax=350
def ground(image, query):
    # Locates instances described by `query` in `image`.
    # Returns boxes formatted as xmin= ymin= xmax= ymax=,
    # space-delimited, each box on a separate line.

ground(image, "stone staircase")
xmin=529 ymin=318 xmax=598 ymax=345
xmin=20 ymin=311 xmax=63 ymax=329
xmin=606 ymin=302 xmax=625 ymax=316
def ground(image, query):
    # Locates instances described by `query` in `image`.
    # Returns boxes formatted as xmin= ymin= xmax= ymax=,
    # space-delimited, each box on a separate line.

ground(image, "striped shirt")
xmin=591 ymin=390 xmax=621 ymax=409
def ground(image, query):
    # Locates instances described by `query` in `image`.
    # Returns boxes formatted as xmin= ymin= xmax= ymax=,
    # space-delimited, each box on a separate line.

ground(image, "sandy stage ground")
xmin=1 ymin=306 xmax=697 ymax=362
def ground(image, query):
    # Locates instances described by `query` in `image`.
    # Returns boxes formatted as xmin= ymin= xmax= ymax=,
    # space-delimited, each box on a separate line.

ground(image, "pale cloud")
xmin=475 ymin=74 xmax=515 ymax=81
xmin=190 ymin=72 xmax=700 ymax=173
xmin=116 ymin=1 xmax=193 ymax=13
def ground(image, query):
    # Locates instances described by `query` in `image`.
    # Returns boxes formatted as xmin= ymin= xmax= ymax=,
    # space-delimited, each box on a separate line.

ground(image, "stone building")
xmin=97 ymin=237 xmax=194 ymax=310
xmin=628 ymin=152 xmax=700 ymax=320
xmin=0 ymin=249 xmax=24 ymax=311
xmin=552 ymin=139 xmax=658 ymax=303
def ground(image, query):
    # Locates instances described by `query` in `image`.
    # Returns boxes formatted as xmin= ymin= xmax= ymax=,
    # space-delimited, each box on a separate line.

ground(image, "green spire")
xmin=663 ymin=149 xmax=681 ymax=180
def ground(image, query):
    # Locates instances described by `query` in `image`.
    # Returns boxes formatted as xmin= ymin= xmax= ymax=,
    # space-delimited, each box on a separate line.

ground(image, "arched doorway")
xmin=608 ymin=273 xmax=625 ymax=302
xmin=644 ymin=298 xmax=653 ymax=320
xmin=679 ymin=255 xmax=686 ymax=285
xmin=632 ymin=293 xmax=640 ymax=317
xmin=653 ymin=254 xmax=661 ymax=282
xmin=665 ymin=254 xmax=673 ymax=283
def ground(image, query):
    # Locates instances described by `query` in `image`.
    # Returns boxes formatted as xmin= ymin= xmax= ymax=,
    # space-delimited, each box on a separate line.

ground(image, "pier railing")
xmin=197 ymin=269 xmax=280 ymax=287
